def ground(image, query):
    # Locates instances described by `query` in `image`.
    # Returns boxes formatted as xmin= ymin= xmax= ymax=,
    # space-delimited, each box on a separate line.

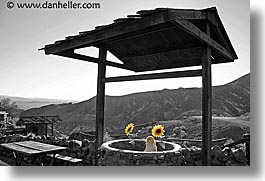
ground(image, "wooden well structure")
xmin=40 ymin=7 xmax=237 ymax=165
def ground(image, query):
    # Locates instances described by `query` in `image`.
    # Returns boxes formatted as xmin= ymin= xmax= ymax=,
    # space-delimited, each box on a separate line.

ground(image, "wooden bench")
xmin=47 ymin=154 xmax=83 ymax=166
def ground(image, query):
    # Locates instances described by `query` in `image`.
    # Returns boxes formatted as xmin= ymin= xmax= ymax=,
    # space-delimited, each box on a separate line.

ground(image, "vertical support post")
xmin=51 ymin=123 xmax=54 ymax=136
xmin=244 ymin=133 xmax=250 ymax=165
xmin=95 ymin=47 xmax=107 ymax=166
xmin=201 ymin=20 xmax=212 ymax=166
xmin=45 ymin=124 xmax=48 ymax=137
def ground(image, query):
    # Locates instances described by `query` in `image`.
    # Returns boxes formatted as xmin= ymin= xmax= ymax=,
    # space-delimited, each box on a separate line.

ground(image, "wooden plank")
xmin=105 ymin=69 xmax=202 ymax=83
xmin=47 ymin=154 xmax=83 ymax=163
xmin=95 ymin=47 xmax=107 ymax=166
xmin=172 ymin=19 xmax=233 ymax=61
xmin=14 ymin=141 xmax=66 ymax=152
xmin=122 ymin=46 xmax=201 ymax=60
xmin=51 ymin=123 xmax=54 ymax=136
xmin=167 ymin=9 xmax=206 ymax=20
xmin=1 ymin=143 xmax=41 ymax=155
xmin=56 ymin=51 xmax=134 ymax=71
xmin=45 ymin=11 xmax=167 ymax=54
xmin=45 ymin=124 xmax=48 ymax=137
xmin=201 ymin=21 xmax=212 ymax=166
xmin=206 ymin=11 xmax=238 ymax=59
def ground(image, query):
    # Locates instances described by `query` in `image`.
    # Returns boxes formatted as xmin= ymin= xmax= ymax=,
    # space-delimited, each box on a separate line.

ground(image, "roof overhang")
xmin=41 ymin=7 xmax=237 ymax=72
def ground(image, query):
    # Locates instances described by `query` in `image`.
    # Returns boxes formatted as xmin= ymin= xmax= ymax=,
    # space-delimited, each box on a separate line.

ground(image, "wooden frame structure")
xmin=40 ymin=7 xmax=237 ymax=166
xmin=16 ymin=116 xmax=62 ymax=136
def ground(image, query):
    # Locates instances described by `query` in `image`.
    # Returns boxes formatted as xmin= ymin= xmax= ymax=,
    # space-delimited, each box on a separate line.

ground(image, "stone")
xmin=157 ymin=159 xmax=164 ymax=164
xmin=217 ymin=152 xmax=230 ymax=162
xmin=212 ymin=158 xmax=224 ymax=166
xmin=41 ymin=135 xmax=47 ymax=141
xmin=232 ymin=149 xmax=248 ymax=163
xmin=174 ymin=151 xmax=181 ymax=156
xmin=190 ymin=146 xmax=202 ymax=155
xmin=68 ymin=139 xmax=82 ymax=151
xmin=170 ymin=155 xmax=179 ymax=162
xmin=194 ymin=160 xmax=202 ymax=166
xmin=35 ymin=135 xmax=42 ymax=142
xmin=81 ymin=139 xmax=90 ymax=147
xmin=136 ymin=159 xmax=144 ymax=165
xmin=9 ymin=134 xmax=22 ymax=142
xmin=180 ymin=147 xmax=191 ymax=155
xmin=157 ymin=155 xmax=164 ymax=160
xmin=133 ymin=154 xmax=140 ymax=160
xmin=211 ymin=145 xmax=223 ymax=158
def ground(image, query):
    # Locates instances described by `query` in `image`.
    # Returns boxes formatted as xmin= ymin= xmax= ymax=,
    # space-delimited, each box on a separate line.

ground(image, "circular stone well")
xmin=99 ymin=139 xmax=183 ymax=166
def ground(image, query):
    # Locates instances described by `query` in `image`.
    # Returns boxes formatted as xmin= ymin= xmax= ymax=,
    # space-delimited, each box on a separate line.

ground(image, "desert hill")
xmin=20 ymin=73 xmax=250 ymax=135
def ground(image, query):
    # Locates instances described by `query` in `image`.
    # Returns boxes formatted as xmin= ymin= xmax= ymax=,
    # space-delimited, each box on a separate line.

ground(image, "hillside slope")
xmin=21 ymin=73 xmax=250 ymax=134
xmin=0 ymin=95 xmax=77 ymax=110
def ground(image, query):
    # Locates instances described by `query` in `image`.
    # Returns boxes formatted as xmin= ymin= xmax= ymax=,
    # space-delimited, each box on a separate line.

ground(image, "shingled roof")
xmin=41 ymin=7 xmax=237 ymax=72
xmin=16 ymin=116 xmax=62 ymax=126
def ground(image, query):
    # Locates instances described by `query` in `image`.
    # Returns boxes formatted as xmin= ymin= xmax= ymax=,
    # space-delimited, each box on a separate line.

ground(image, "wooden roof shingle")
xmin=41 ymin=7 xmax=237 ymax=72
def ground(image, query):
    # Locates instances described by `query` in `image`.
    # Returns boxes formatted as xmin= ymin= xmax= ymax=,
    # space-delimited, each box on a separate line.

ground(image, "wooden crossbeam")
xmin=105 ymin=69 xmax=202 ymax=83
xmin=56 ymin=51 xmax=134 ymax=71
xmin=172 ymin=19 xmax=233 ymax=61
xmin=122 ymin=46 xmax=201 ymax=60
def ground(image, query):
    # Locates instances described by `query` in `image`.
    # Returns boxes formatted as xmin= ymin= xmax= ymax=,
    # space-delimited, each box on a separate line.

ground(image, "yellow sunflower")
xmin=125 ymin=123 xmax=134 ymax=136
xmin=152 ymin=124 xmax=165 ymax=137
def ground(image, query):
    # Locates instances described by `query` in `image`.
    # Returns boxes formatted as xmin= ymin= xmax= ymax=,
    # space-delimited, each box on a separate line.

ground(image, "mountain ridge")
xmin=0 ymin=95 xmax=78 ymax=110
xmin=20 ymin=73 xmax=250 ymax=135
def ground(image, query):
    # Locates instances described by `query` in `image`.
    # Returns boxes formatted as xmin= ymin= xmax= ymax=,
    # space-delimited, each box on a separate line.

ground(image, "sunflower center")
xmin=156 ymin=129 xmax=161 ymax=134
xmin=128 ymin=127 xmax=132 ymax=132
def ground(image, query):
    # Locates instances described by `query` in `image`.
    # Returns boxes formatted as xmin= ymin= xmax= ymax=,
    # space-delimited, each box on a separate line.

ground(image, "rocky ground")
xmin=0 ymin=129 xmax=249 ymax=166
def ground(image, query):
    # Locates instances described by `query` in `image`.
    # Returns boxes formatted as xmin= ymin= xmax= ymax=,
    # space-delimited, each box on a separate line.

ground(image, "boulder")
xmin=68 ymin=139 xmax=82 ymax=151
xmin=212 ymin=157 xmax=224 ymax=166
xmin=232 ymin=149 xmax=248 ymax=163
xmin=211 ymin=145 xmax=223 ymax=158
xmin=9 ymin=134 xmax=22 ymax=142
xmin=35 ymin=135 xmax=42 ymax=142
xmin=81 ymin=139 xmax=90 ymax=147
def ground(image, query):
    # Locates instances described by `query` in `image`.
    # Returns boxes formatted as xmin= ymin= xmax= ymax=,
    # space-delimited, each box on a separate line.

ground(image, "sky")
xmin=0 ymin=0 xmax=250 ymax=101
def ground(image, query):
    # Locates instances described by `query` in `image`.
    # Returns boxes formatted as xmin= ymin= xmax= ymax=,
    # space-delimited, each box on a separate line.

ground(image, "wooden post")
xmin=201 ymin=20 xmax=212 ymax=166
xmin=95 ymin=47 xmax=107 ymax=165
xmin=51 ymin=123 xmax=54 ymax=136
xmin=45 ymin=124 xmax=48 ymax=137
xmin=244 ymin=133 xmax=250 ymax=165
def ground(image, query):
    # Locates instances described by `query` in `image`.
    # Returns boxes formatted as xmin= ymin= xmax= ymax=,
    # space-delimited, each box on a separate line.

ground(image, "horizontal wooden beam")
xmin=122 ymin=46 xmax=201 ymax=60
xmin=172 ymin=19 xmax=234 ymax=61
xmin=105 ymin=69 xmax=202 ymax=83
xmin=56 ymin=51 xmax=134 ymax=71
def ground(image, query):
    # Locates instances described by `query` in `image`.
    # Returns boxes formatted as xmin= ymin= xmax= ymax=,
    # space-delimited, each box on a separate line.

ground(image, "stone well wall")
xmin=99 ymin=139 xmax=249 ymax=166
xmin=99 ymin=139 xmax=184 ymax=166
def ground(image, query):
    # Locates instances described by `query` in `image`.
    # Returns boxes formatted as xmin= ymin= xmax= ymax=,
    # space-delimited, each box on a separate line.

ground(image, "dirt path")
xmin=191 ymin=116 xmax=250 ymax=127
